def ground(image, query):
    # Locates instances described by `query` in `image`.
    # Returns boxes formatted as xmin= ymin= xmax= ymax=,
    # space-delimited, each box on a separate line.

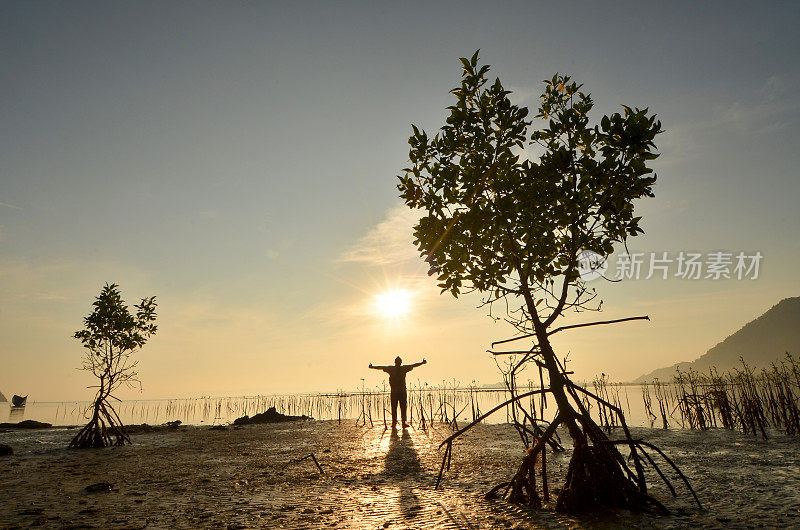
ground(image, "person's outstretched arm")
xmin=406 ymin=358 xmax=427 ymax=370
xmin=369 ymin=363 xmax=391 ymax=370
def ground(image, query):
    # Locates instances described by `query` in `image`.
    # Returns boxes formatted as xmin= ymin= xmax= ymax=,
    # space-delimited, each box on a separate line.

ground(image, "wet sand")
xmin=1 ymin=421 xmax=799 ymax=528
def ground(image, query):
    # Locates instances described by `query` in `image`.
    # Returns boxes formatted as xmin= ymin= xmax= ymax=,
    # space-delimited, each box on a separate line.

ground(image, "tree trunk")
xmin=69 ymin=378 xmax=130 ymax=449
xmin=514 ymin=276 xmax=660 ymax=513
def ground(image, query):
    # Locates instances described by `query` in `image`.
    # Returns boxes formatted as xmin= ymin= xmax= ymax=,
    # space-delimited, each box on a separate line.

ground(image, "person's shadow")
xmin=383 ymin=427 xmax=423 ymax=520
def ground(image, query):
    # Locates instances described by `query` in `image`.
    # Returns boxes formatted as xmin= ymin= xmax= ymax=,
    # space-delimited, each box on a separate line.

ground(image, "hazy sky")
xmin=2 ymin=1 xmax=799 ymax=401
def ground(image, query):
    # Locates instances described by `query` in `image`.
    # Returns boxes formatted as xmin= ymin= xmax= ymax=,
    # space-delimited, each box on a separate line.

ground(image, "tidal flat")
xmin=1 ymin=421 xmax=799 ymax=529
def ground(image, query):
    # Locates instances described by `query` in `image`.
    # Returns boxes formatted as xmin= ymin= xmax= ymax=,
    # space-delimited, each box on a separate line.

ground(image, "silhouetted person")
xmin=369 ymin=356 xmax=426 ymax=428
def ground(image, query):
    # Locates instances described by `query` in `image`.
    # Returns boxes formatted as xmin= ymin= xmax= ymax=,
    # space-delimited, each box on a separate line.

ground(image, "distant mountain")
xmin=635 ymin=297 xmax=800 ymax=382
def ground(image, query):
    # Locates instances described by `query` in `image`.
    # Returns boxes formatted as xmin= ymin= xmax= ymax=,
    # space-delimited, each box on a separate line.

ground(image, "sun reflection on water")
xmin=355 ymin=425 xmax=432 ymax=525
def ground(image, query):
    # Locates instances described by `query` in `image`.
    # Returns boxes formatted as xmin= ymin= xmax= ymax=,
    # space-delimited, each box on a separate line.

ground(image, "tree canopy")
xmin=74 ymin=283 xmax=158 ymax=357
xmin=398 ymin=51 xmax=661 ymax=330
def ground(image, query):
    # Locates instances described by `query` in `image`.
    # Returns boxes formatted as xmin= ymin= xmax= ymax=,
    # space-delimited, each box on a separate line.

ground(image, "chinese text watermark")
xmin=614 ymin=251 xmax=762 ymax=281
xmin=576 ymin=250 xmax=763 ymax=281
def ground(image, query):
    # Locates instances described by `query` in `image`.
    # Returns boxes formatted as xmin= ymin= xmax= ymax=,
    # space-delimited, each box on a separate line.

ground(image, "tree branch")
xmin=492 ymin=315 xmax=650 ymax=346
xmin=547 ymin=315 xmax=650 ymax=337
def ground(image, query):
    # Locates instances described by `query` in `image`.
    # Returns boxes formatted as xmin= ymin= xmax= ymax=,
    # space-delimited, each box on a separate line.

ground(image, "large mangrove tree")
xmin=398 ymin=52 xmax=698 ymax=513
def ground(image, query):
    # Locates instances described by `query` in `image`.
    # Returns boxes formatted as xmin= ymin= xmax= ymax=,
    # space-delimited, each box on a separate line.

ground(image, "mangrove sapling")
xmin=70 ymin=283 xmax=157 ymax=449
xmin=653 ymin=380 xmax=671 ymax=429
xmin=642 ymin=382 xmax=657 ymax=427
xmin=400 ymin=52 xmax=697 ymax=513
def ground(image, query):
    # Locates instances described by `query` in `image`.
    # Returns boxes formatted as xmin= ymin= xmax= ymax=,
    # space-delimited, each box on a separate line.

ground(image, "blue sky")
xmin=1 ymin=1 xmax=799 ymax=400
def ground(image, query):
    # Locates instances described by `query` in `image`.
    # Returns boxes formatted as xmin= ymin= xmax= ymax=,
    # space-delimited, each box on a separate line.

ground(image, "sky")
xmin=1 ymin=1 xmax=799 ymax=401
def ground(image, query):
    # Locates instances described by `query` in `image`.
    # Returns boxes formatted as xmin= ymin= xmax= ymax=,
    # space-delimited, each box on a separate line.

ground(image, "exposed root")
xmin=436 ymin=378 xmax=700 ymax=516
xmin=69 ymin=398 xmax=130 ymax=449
xmin=484 ymin=412 xmax=671 ymax=515
xmin=555 ymin=435 xmax=665 ymax=514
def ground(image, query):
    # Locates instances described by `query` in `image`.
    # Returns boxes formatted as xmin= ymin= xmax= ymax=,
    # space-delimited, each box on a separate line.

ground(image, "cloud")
xmin=688 ymin=75 xmax=798 ymax=135
xmin=0 ymin=201 xmax=21 ymax=210
xmin=0 ymin=257 xmax=155 ymax=319
xmin=508 ymin=85 xmax=540 ymax=106
xmin=716 ymin=89 xmax=797 ymax=135
xmin=660 ymin=75 xmax=800 ymax=163
xmin=339 ymin=204 xmax=422 ymax=266
xmin=0 ymin=259 xmax=83 ymax=304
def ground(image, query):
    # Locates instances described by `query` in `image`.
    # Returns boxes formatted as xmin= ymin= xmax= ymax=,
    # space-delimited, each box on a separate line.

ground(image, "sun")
xmin=373 ymin=289 xmax=412 ymax=319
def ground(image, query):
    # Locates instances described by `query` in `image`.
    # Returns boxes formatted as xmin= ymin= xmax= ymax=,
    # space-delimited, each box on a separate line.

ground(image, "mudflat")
xmin=1 ymin=421 xmax=799 ymax=528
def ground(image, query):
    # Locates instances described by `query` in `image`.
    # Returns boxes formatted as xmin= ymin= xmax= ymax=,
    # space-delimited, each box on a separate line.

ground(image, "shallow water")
xmin=0 ymin=384 xmax=656 ymax=428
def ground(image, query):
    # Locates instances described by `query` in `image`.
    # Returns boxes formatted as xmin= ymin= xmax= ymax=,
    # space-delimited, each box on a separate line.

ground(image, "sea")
xmin=1 ymin=384 xmax=659 ymax=428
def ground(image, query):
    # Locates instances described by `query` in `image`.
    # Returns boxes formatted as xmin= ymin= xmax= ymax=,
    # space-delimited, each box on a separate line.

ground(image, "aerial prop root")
xmin=488 ymin=409 xmax=671 ymax=514
xmin=435 ymin=388 xmax=556 ymax=490
xmin=434 ymin=379 xmax=700 ymax=515
xmin=550 ymin=414 xmax=670 ymax=514
xmin=69 ymin=398 xmax=131 ymax=449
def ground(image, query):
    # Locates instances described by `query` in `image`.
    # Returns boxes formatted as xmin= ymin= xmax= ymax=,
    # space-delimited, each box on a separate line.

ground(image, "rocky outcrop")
xmin=233 ymin=406 xmax=311 ymax=425
xmin=0 ymin=420 xmax=52 ymax=429
xmin=124 ymin=420 xmax=184 ymax=434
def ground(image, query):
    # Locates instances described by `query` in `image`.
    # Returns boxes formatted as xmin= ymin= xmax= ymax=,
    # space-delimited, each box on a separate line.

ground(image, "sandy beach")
xmin=1 ymin=421 xmax=799 ymax=529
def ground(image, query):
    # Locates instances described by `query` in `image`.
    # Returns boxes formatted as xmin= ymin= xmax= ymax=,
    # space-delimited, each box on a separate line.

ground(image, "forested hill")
xmin=635 ymin=297 xmax=800 ymax=382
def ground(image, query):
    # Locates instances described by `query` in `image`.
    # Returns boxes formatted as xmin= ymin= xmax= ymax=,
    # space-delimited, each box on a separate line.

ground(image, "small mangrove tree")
xmin=70 ymin=283 xmax=157 ymax=448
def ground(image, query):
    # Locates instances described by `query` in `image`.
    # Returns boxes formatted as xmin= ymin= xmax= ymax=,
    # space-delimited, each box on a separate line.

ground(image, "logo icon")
xmin=576 ymin=250 xmax=608 ymax=282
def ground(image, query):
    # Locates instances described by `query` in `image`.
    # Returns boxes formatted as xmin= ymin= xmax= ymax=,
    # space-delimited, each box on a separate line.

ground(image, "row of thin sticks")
xmin=641 ymin=354 xmax=800 ymax=438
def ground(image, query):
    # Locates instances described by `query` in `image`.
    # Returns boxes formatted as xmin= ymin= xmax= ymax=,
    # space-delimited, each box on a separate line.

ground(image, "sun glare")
xmin=374 ymin=289 xmax=412 ymax=320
